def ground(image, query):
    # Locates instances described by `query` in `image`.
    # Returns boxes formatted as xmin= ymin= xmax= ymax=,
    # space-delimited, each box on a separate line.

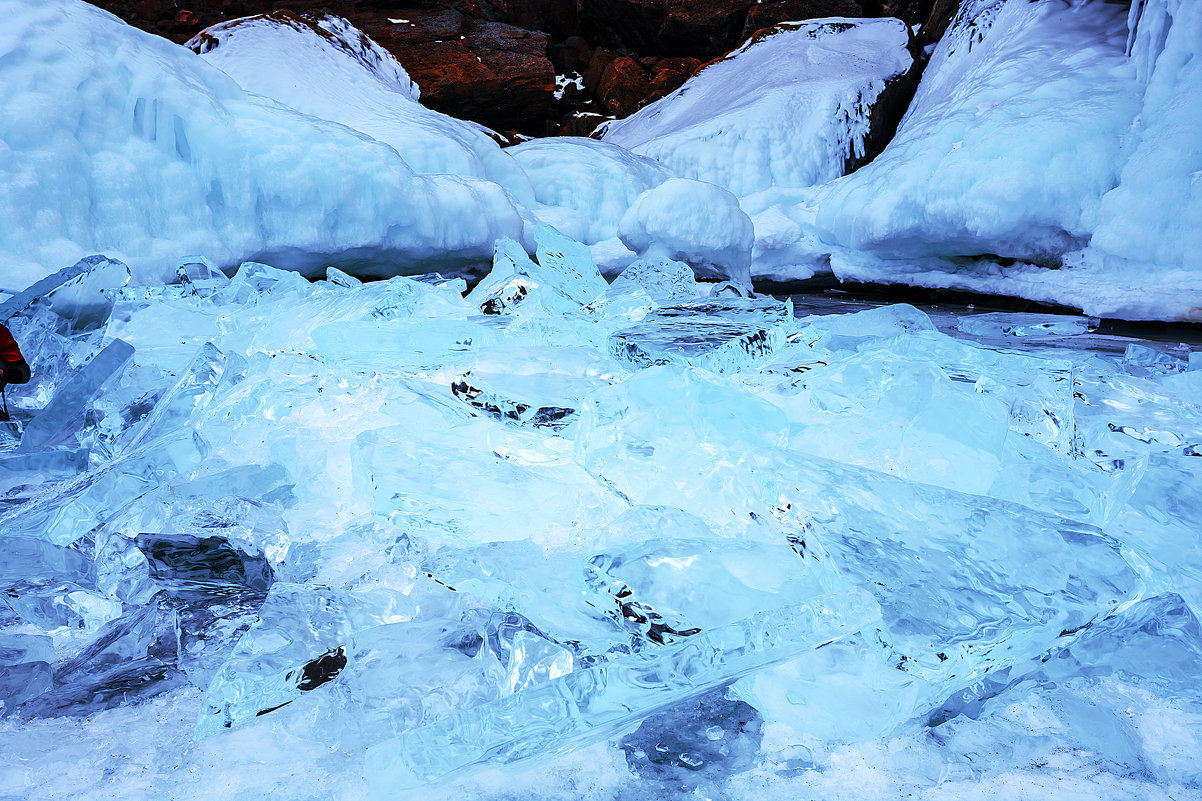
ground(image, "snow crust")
xmin=0 ymin=0 xmax=529 ymax=286
xmin=808 ymin=0 xmax=1137 ymax=265
xmin=1086 ymin=0 xmax=1202 ymax=288
xmin=600 ymin=19 xmax=913 ymax=197
xmin=508 ymin=138 xmax=673 ymax=246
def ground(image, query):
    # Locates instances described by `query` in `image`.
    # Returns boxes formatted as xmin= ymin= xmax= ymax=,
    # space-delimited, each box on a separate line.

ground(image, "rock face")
xmin=362 ymin=14 xmax=556 ymax=132
xmin=91 ymin=0 xmax=942 ymax=136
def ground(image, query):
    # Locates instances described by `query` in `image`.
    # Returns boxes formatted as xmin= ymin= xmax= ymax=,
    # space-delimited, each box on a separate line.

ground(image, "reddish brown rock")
xmin=596 ymin=56 xmax=650 ymax=117
xmin=645 ymin=56 xmax=700 ymax=103
xmin=549 ymin=34 xmax=595 ymax=75
xmin=742 ymin=0 xmax=863 ymax=39
xmin=581 ymin=0 xmax=755 ymax=59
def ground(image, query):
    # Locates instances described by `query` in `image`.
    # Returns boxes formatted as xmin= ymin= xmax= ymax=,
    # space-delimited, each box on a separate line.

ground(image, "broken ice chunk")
xmin=608 ymin=255 xmax=698 ymax=302
xmin=311 ymin=318 xmax=498 ymax=374
xmin=0 ymin=634 xmax=53 ymax=707
xmin=609 ymin=297 xmax=793 ymax=374
xmin=176 ymin=255 xmax=226 ymax=284
xmin=533 ymin=223 xmax=609 ymax=307
xmin=17 ymin=339 xmax=135 ymax=453
xmin=0 ymin=535 xmax=117 ymax=631
xmin=16 ymin=602 xmax=180 ymax=719
xmin=214 ymin=261 xmax=313 ymax=307
xmin=45 ymin=257 xmax=131 ymax=333
xmin=353 ymin=417 xmax=622 ymax=546
xmin=364 ymin=588 xmax=877 ymax=788
xmin=956 ymin=311 xmax=1091 ymax=338
xmin=581 ymin=536 xmax=832 ymax=647
xmin=449 ymin=346 xmax=613 ymax=430
xmin=0 ymin=255 xmax=111 ymax=322
xmin=468 ymin=236 xmax=598 ymax=318
xmin=1 ymin=430 xmax=207 ymax=547
xmin=796 ymin=303 xmax=935 ymax=351
xmin=196 ymin=583 xmax=412 ymax=737
xmin=0 ymin=448 xmax=90 ymax=491
xmin=1121 ymin=343 xmax=1188 ymax=378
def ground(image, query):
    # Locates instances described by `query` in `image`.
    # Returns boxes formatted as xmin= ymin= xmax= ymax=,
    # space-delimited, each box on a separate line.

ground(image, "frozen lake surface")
xmin=1 ymin=255 xmax=1200 ymax=801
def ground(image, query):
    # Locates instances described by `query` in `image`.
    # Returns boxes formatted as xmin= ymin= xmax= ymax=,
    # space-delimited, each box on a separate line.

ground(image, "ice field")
xmin=1 ymin=245 xmax=1201 ymax=800
xmin=3 ymin=0 xmax=1202 ymax=798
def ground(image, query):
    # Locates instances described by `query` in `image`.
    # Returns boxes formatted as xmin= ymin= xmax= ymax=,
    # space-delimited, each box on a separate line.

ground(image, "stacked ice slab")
xmin=6 ymin=245 xmax=1202 ymax=794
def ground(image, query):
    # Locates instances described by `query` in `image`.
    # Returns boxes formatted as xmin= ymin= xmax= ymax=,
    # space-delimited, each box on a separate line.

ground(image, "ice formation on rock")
xmin=600 ymin=18 xmax=914 ymax=197
xmin=618 ymin=179 xmax=754 ymax=286
xmin=744 ymin=0 xmax=1202 ymax=320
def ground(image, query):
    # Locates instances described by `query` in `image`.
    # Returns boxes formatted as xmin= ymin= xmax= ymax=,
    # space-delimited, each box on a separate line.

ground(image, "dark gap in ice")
xmin=291 ymin=646 xmax=348 ymax=692
xmin=137 ymin=532 xmax=274 ymax=597
xmin=450 ymin=376 xmax=576 ymax=430
xmin=619 ymin=686 xmax=764 ymax=787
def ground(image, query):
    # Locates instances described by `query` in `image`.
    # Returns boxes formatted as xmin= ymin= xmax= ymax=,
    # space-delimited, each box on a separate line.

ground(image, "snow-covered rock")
xmin=618 ymin=178 xmax=754 ymax=285
xmin=187 ymin=11 xmax=533 ymax=202
xmin=808 ymin=0 xmax=1139 ymax=268
xmin=508 ymin=137 xmax=672 ymax=246
xmin=1084 ymin=0 xmax=1202 ymax=295
xmin=0 ymin=0 xmax=529 ymax=286
xmin=742 ymin=0 xmax=1202 ymax=320
xmin=599 ymin=18 xmax=914 ymax=197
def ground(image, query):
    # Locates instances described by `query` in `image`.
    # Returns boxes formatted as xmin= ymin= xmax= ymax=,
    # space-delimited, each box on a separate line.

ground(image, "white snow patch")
xmin=600 ymin=18 xmax=913 ymax=197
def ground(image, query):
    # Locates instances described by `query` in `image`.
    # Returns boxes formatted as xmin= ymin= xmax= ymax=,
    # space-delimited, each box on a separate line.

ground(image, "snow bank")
xmin=618 ymin=178 xmax=754 ymax=285
xmin=1085 ymin=0 xmax=1202 ymax=286
xmin=747 ymin=0 xmax=1202 ymax=320
xmin=600 ymin=19 xmax=913 ymax=197
xmin=810 ymin=0 xmax=1139 ymax=266
xmin=507 ymin=137 xmax=672 ymax=245
xmin=0 ymin=0 xmax=529 ymax=286
xmin=188 ymin=11 xmax=533 ymax=202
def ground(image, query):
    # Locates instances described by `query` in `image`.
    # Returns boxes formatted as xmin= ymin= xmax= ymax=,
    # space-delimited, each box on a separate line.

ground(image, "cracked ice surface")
xmin=1 ymin=247 xmax=1201 ymax=800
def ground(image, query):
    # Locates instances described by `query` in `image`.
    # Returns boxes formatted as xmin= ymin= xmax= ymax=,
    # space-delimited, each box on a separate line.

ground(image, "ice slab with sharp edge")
xmin=609 ymin=297 xmax=793 ymax=375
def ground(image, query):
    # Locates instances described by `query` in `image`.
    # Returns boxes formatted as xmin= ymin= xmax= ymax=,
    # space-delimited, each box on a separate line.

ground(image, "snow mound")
xmin=0 ymin=0 xmax=528 ymax=285
xmin=508 ymin=137 xmax=672 ymax=245
xmin=618 ymin=178 xmax=754 ymax=285
xmin=600 ymin=19 xmax=913 ymax=197
xmin=811 ymin=0 xmax=1138 ymax=266
xmin=187 ymin=11 xmax=532 ymax=200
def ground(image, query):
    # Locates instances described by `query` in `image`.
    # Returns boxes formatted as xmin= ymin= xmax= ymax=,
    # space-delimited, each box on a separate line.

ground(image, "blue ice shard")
xmin=363 ymin=588 xmax=878 ymax=790
xmin=609 ymin=297 xmax=793 ymax=374
xmin=956 ymin=312 xmax=1092 ymax=338
xmin=532 ymin=223 xmax=609 ymax=307
xmin=0 ymin=255 xmax=117 ymax=322
xmin=18 ymin=339 xmax=135 ymax=453
xmin=608 ymin=255 xmax=698 ymax=302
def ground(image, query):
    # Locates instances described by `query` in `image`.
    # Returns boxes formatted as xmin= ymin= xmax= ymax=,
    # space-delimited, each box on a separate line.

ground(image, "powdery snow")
xmin=600 ymin=18 xmax=913 ymax=197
